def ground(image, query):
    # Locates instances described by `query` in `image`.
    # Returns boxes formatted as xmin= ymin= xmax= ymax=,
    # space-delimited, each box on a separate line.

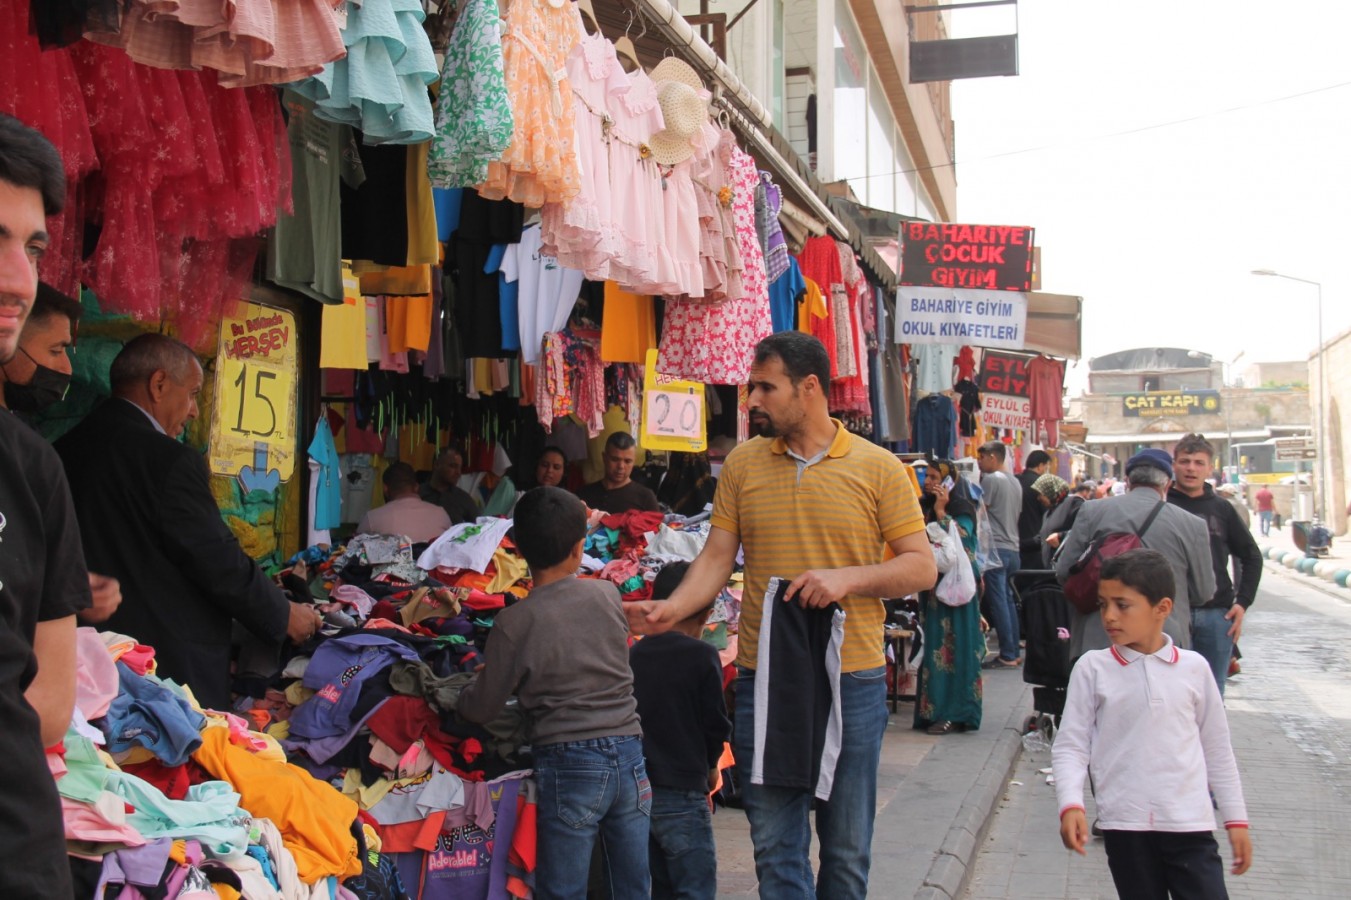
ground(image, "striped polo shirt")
xmin=711 ymin=420 xmax=926 ymax=672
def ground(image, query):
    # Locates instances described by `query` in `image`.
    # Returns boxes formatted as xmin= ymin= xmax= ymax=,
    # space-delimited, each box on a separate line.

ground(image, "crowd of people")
xmin=2 ymin=110 xmax=1261 ymax=899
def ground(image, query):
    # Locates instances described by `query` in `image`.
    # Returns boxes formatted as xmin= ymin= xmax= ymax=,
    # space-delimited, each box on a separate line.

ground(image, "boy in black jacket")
xmin=630 ymin=562 xmax=731 ymax=899
xmin=1169 ymin=434 xmax=1263 ymax=695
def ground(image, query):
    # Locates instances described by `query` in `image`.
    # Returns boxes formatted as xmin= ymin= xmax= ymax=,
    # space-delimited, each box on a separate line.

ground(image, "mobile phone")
xmin=941 ymin=476 xmax=955 ymax=492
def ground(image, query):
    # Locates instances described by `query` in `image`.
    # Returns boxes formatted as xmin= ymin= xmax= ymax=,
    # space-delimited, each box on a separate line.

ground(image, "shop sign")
xmin=896 ymin=287 xmax=1028 ymax=348
xmin=899 ymin=222 xmax=1035 ymax=292
xmin=208 ymin=300 xmax=298 ymax=491
xmin=1121 ymin=390 xmax=1222 ymax=418
xmin=981 ymin=393 xmax=1032 ymax=430
xmin=975 ymin=350 xmax=1035 ymax=398
xmin=642 ymin=349 xmax=707 ymax=452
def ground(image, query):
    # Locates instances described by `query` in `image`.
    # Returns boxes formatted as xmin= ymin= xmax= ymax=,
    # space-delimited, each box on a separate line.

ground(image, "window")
xmin=867 ymin=70 xmax=895 ymax=211
xmin=833 ymin=0 xmax=867 ymax=194
xmin=771 ymin=0 xmax=786 ymax=132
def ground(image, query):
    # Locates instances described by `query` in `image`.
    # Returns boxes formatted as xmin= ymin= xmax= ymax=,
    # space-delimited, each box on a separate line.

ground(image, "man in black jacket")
xmin=56 ymin=334 xmax=319 ymax=710
xmin=1017 ymin=449 xmax=1053 ymax=569
xmin=1169 ymin=433 xmax=1262 ymax=695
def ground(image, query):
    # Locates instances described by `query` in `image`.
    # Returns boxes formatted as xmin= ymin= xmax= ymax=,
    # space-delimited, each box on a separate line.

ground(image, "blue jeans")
xmin=1259 ymin=509 xmax=1273 ymax=536
xmin=733 ymin=664 xmax=889 ymax=899
xmin=534 ymin=735 xmax=652 ymax=900
xmin=1191 ymin=606 xmax=1234 ymax=696
xmin=649 ymin=787 xmax=717 ymax=899
xmin=984 ymin=548 xmax=1022 ymax=661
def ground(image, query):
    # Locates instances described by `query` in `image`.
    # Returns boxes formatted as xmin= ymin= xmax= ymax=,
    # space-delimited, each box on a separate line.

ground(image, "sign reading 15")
xmin=220 ymin=356 xmax=289 ymax=438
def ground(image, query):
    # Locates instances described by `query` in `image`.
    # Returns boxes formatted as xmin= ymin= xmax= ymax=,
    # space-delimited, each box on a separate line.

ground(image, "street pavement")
xmin=962 ymin=557 xmax=1351 ymax=899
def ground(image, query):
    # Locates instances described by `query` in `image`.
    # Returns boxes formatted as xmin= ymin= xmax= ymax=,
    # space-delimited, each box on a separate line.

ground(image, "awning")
xmin=1084 ymin=428 xmax=1273 ymax=445
xmin=1024 ymin=293 xmax=1083 ymax=360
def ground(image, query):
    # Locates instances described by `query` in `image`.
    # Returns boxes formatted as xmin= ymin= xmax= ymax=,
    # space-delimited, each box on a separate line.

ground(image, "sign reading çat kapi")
xmin=900 ymin=222 xmax=1035 ymax=292
xmin=1121 ymin=390 xmax=1222 ymax=418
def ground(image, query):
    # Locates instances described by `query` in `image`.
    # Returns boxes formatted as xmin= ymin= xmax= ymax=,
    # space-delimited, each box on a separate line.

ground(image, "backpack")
xmin=1062 ymin=500 xmax=1165 ymax=615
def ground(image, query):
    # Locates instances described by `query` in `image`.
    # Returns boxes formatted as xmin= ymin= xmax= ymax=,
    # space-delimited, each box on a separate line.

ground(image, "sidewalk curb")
xmin=1260 ymin=557 xmax=1351 ymax=605
xmin=915 ymin=683 xmax=1032 ymax=899
xmin=1257 ymin=541 xmax=1351 ymax=593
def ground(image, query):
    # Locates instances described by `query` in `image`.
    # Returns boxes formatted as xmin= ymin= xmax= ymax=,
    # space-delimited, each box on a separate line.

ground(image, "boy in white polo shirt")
xmin=1053 ymin=548 xmax=1252 ymax=898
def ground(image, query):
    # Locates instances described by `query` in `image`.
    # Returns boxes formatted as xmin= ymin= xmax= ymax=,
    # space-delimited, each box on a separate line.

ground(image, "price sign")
xmin=208 ymin=301 xmax=298 ymax=487
xmin=641 ymin=349 xmax=707 ymax=452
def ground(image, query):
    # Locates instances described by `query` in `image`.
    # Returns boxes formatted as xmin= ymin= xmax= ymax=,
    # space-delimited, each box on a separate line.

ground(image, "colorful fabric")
xmin=428 ymin=0 xmax=513 ymax=187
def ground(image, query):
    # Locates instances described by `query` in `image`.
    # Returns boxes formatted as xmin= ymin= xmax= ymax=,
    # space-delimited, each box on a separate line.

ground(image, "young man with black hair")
xmin=0 ymin=112 xmax=92 ymax=898
xmin=576 ymin=430 xmax=660 ymax=513
xmin=458 ymin=486 xmax=650 ymax=898
xmin=1016 ymin=448 xmax=1053 ymax=569
xmin=1168 ymin=433 xmax=1262 ymax=694
xmin=627 ymin=332 xmax=933 ymax=899
xmin=0 ymin=280 xmax=80 ymax=414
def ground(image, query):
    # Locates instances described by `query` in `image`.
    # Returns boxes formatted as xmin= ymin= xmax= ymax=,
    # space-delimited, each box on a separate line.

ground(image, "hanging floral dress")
xmin=427 ymin=0 xmax=513 ymax=188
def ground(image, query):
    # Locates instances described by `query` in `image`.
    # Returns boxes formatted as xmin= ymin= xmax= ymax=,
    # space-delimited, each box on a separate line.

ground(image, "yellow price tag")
xmin=208 ymin=301 xmax=299 ymax=488
xmin=641 ymin=349 xmax=707 ymax=452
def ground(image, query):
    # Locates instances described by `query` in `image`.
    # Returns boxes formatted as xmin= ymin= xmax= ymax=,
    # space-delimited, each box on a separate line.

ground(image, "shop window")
xmin=833 ymin=0 xmax=867 ymax=190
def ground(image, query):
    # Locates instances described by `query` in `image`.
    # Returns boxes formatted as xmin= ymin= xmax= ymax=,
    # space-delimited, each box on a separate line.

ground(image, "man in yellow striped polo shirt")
xmin=628 ymin=332 xmax=935 ymax=899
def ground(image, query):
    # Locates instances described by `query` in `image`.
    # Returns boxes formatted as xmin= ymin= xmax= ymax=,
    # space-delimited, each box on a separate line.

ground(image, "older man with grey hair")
xmin=1054 ymin=449 xmax=1216 ymax=659
xmin=56 ymin=334 xmax=320 ymax=710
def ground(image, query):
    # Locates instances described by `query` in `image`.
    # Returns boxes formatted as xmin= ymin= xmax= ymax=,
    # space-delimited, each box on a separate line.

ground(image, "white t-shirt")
xmin=502 ymin=223 xmax=585 ymax=364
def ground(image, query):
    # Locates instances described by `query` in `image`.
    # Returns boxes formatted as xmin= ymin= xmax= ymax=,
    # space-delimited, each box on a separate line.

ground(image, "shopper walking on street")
xmin=626 ymin=332 xmax=935 ymax=899
xmin=1054 ymin=449 xmax=1215 ymax=659
xmin=978 ymin=441 xmax=1023 ymax=668
xmin=1256 ymin=484 xmax=1275 ymax=536
xmin=1168 ymin=434 xmax=1262 ymax=694
xmin=1016 ymin=449 xmax=1053 ymax=569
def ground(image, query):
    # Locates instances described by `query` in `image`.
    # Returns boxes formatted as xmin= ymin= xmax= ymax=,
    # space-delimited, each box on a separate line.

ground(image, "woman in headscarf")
xmin=914 ymin=458 xmax=985 ymax=735
xmin=1032 ymin=472 xmax=1078 ymax=567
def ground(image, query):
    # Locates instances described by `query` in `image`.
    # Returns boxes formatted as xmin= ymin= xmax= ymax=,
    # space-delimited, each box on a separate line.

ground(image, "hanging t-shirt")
xmin=308 ymin=419 xmax=342 ymax=530
xmin=913 ymin=344 xmax=960 ymax=394
xmin=797 ymin=278 xmax=827 ymax=333
xmin=1027 ymin=355 xmax=1066 ymax=421
xmin=954 ymin=379 xmax=982 ymax=437
xmin=501 ymin=224 xmax=585 ymax=365
xmin=599 ymin=282 xmax=656 ymax=364
xmin=269 ymin=90 xmax=366 ymax=305
xmin=339 ymin=454 xmax=377 ymax=525
xmin=320 ymin=268 xmax=370 ymax=369
xmin=488 ymin=243 xmax=521 ymax=352
xmin=768 ymin=258 xmax=807 ymax=334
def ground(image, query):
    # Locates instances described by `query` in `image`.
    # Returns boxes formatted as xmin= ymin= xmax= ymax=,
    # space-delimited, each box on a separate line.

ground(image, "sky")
xmin=947 ymin=1 xmax=1351 ymax=391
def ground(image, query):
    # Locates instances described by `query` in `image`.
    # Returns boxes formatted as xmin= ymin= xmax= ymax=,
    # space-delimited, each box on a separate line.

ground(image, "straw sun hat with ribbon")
xmin=647 ymin=81 xmax=707 ymax=166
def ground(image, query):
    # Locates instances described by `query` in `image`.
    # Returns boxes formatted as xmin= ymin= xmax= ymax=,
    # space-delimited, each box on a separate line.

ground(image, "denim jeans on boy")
xmin=1191 ymin=606 xmax=1235 ymax=696
xmin=733 ymin=664 xmax=889 ymax=899
xmin=984 ymin=548 xmax=1022 ymax=661
xmin=648 ymin=786 xmax=717 ymax=899
xmin=534 ymin=735 xmax=652 ymax=900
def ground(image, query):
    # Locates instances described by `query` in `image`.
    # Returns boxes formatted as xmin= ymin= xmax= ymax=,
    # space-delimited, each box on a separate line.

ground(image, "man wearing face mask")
xmin=0 ymin=282 xmax=76 ymax=414
xmin=55 ymin=334 xmax=321 ymax=710
xmin=0 ymin=281 xmax=123 ymax=625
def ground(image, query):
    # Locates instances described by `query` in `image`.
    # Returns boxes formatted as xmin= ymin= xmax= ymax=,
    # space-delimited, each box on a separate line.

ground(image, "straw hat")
xmin=650 ymin=57 xmax=704 ymax=92
xmin=647 ymin=81 xmax=706 ymax=165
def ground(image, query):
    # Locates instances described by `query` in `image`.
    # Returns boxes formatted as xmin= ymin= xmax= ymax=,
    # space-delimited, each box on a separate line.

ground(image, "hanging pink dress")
xmin=540 ymin=32 xmax=626 ymax=277
xmin=607 ymin=68 xmax=672 ymax=294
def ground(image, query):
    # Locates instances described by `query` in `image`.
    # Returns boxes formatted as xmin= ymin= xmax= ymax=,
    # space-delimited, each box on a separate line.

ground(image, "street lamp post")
xmin=1252 ymin=269 xmax=1325 ymax=523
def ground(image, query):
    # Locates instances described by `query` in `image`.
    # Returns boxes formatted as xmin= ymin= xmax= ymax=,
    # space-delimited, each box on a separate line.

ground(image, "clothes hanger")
xmin=615 ymin=7 xmax=640 ymax=73
xmin=576 ymin=0 xmax=599 ymax=35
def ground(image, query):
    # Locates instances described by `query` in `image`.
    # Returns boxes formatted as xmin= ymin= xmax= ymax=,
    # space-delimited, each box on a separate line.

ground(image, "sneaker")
xmin=1228 ymin=657 xmax=1241 ymax=677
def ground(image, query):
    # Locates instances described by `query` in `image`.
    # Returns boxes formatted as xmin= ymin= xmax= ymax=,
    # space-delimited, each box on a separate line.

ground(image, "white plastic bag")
xmin=935 ymin=541 xmax=976 ymax=607
xmin=926 ymin=521 xmax=963 ymax=574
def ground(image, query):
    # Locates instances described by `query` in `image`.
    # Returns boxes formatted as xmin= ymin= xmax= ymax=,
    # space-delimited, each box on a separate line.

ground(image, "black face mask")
xmin=3 ymin=348 xmax=71 ymax=413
